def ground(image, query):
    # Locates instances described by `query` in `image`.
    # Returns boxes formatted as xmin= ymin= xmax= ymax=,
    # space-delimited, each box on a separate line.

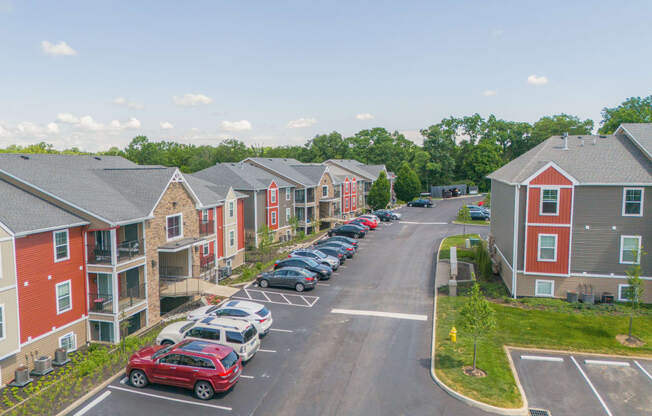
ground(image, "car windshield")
xmin=297 ymin=268 xmax=312 ymax=276
xmin=152 ymin=345 xmax=174 ymax=359
xmin=255 ymin=306 xmax=270 ymax=317
xmin=312 ymin=250 xmax=327 ymax=258
xmin=179 ymin=322 xmax=195 ymax=333
xmin=243 ymin=326 xmax=257 ymax=342
xmin=220 ymin=351 xmax=238 ymax=370
xmin=302 ymin=258 xmax=319 ymax=267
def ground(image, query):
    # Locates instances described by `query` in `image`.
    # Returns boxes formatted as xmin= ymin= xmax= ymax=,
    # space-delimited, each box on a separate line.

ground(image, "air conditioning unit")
xmin=9 ymin=366 xmax=32 ymax=387
xmin=53 ymin=348 xmax=70 ymax=367
xmin=224 ymin=266 xmax=232 ymax=277
xmin=31 ymin=356 xmax=53 ymax=376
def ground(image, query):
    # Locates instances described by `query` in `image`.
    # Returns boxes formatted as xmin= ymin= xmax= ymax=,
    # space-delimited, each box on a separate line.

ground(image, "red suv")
xmin=346 ymin=217 xmax=377 ymax=229
xmin=126 ymin=340 xmax=242 ymax=400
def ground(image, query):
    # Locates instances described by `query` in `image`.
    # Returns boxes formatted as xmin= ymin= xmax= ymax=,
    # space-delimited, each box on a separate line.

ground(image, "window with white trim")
xmin=322 ymin=185 xmax=328 ymax=197
xmin=535 ymin=280 xmax=554 ymax=297
xmin=537 ymin=234 xmax=557 ymax=262
xmin=201 ymin=209 xmax=209 ymax=223
xmin=623 ymin=188 xmax=643 ymax=216
xmin=59 ymin=332 xmax=77 ymax=352
xmin=620 ymin=235 xmax=641 ymax=264
xmin=540 ymin=189 xmax=559 ymax=215
xmin=229 ymin=202 xmax=234 ymax=217
xmin=285 ymin=188 xmax=291 ymax=201
xmin=166 ymin=214 xmax=182 ymax=240
xmin=56 ymin=280 xmax=72 ymax=314
xmin=271 ymin=211 xmax=277 ymax=225
xmin=0 ymin=305 xmax=5 ymax=340
xmin=270 ymin=189 xmax=277 ymax=204
xmin=286 ymin=208 xmax=291 ymax=222
xmin=618 ymin=284 xmax=634 ymax=302
xmin=229 ymin=231 xmax=235 ymax=247
xmin=53 ymin=230 xmax=69 ymax=262
xmin=202 ymin=243 xmax=209 ymax=256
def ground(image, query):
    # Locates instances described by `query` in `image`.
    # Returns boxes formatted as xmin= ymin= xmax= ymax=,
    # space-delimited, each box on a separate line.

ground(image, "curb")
xmin=504 ymin=345 xmax=652 ymax=361
xmin=452 ymin=221 xmax=490 ymax=227
xmin=56 ymin=370 xmax=124 ymax=416
xmin=430 ymin=236 xmax=529 ymax=416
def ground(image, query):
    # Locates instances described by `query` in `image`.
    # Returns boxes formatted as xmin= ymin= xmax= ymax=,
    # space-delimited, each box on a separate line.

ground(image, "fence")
xmin=430 ymin=184 xmax=469 ymax=198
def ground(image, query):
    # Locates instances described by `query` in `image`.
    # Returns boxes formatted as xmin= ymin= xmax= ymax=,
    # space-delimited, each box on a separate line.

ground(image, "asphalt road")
xmin=69 ymin=196 xmax=490 ymax=416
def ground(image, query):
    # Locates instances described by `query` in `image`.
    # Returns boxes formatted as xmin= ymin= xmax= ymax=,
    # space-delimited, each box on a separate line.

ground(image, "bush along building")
xmin=487 ymin=123 xmax=651 ymax=303
xmin=0 ymin=154 xmax=245 ymax=362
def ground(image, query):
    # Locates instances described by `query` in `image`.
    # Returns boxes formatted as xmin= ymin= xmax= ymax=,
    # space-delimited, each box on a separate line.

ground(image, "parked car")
xmin=469 ymin=210 xmax=490 ymax=221
xmin=290 ymin=248 xmax=340 ymax=270
xmin=346 ymin=218 xmax=376 ymax=229
xmin=156 ymin=317 xmax=260 ymax=362
xmin=359 ymin=214 xmax=380 ymax=224
xmin=328 ymin=224 xmax=367 ymax=238
xmin=371 ymin=210 xmax=393 ymax=221
xmin=323 ymin=235 xmax=359 ymax=247
xmin=467 ymin=205 xmax=491 ymax=215
xmin=127 ymin=340 xmax=242 ymax=400
xmin=314 ymin=240 xmax=356 ymax=257
xmin=407 ymin=199 xmax=433 ymax=208
xmin=310 ymin=245 xmax=345 ymax=263
xmin=187 ymin=305 xmax=222 ymax=322
xmin=256 ymin=266 xmax=318 ymax=292
xmin=275 ymin=256 xmax=333 ymax=279
xmin=190 ymin=300 xmax=273 ymax=337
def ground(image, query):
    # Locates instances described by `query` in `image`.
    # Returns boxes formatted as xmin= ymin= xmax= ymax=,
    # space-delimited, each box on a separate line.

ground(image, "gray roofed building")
xmin=487 ymin=133 xmax=652 ymax=185
xmin=193 ymin=163 xmax=292 ymax=191
xmin=243 ymin=158 xmax=316 ymax=186
xmin=289 ymin=164 xmax=328 ymax=185
xmin=0 ymin=179 xmax=88 ymax=236
xmin=617 ymin=123 xmax=652 ymax=160
xmin=323 ymin=159 xmax=390 ymax=181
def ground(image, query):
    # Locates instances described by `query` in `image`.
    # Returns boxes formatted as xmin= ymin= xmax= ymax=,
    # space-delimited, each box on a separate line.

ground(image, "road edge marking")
xmin=269 ymin=328 xmax=293 ymax=333
xmin=633 ymin=360 xmax=652 ymax=381
xmin=72 ymin=390 xmax=111 ymax=416
xmin=108 ymin=385 xmax=232 ymax=411
xmin=331 ymin=308 xmax=427 ymax=321
xmin=570 ymin=355 xmax=612 ymax=416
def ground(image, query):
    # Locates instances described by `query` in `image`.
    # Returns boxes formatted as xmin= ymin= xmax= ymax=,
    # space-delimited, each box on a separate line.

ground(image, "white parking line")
xmin=633 ymin=360 xmax=652 ymax=381
xmin=520 ymin=355 xmax=564 ymax=362
xmin=73 ymin=390 xmax=111 ymax=416
xmin=232 ymin=289 xmax=319 ymax=308
xmin=108 ymin=386 xmax=232 ymax=411
xmin=240 ymin=375 xmax=255 ymax=379
xmin=259 ymin=349 xmax=277 ymax=353
xmin=120 ymin=377 xmax=128 ymax=385
xmin=317 ymin=283 xmax=330 ymax=286
xmin=570 ymin=356 xmax=612 ymax=416
xmin=269 ymin=328 xmax=293 ymax=333
xmin=584 ymin=359 xmax=630 ymax=367
xmin=331 ymin=308 xmax=428 ymax=321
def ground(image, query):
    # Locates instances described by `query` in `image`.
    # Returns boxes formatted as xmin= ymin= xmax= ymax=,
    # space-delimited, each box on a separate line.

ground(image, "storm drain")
xmin=529 ymin=409 xmax=551 ymax=416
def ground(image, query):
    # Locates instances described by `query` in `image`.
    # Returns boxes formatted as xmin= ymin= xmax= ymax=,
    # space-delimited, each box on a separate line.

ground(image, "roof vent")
xmin=562 ymin=132 xmax=569 ymax=150
xmin=20 ymin=155 xmax=29 ymax=160
xmin=94 ymin=156 xmax=102 ymax=160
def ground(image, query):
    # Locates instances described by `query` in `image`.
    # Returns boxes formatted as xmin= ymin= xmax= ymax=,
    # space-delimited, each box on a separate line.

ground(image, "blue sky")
xmin=1 ymin=0 xmax=651 ymax=151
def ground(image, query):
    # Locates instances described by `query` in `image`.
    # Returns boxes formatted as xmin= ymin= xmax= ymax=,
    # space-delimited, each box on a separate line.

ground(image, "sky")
xmin=1 ymin=0 xmax=651 ymax=152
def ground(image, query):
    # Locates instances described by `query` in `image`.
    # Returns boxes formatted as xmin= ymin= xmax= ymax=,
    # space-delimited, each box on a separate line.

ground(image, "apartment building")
xmin=323 ymin=159 xmax=395 ymax=210
xmin=487 ymin=123 xmax=652 ymax=302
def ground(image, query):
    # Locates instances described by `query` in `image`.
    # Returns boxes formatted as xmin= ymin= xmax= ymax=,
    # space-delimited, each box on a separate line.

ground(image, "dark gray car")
xmin=256 ymin=267 xmax=317 ymax=292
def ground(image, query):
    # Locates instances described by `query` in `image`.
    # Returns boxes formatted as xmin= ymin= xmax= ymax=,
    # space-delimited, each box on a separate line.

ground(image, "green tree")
xmin=257 ymin=224 xmax=275 ymax=260
xmin=367 ymin=171 xmax=390 ymax=210
xmin=457 ymin=206 xmax=472 ymax=236
xmin=421 ymin=122 xmax=457 ymax=185
xmin=625 ymin=249 xmax=646 ymax=341
xmin=459 ymin=141 xmax=503 ymax=191
xmin=599 ymin=95 xmax=652 ymax=134
xmin=458 ymin=283 xmax=496 ymax=371
xmin=530 ymin=114 xmax=594 ymax=148
xmin=394 ymin=162 xmax=421 ymax=202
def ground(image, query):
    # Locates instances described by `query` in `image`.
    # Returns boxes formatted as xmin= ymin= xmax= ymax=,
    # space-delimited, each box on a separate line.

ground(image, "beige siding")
xmin=223 ymin=188 xmax=238 ymax=258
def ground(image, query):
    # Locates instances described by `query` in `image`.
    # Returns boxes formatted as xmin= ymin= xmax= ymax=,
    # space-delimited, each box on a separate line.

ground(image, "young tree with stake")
xmin=458 ymin=283 xmax=496 ymax=373
xmin=625 ymin=248 xmax=645 ymax=342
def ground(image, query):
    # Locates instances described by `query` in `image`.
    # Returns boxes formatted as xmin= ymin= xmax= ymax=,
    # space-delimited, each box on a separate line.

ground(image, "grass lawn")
xmin=452 ymin=219 xmax=490 ymax=226
xmin=438 ymin=234 xmax=480 ymax=260
xmin=435 ymin=293 xmax=652 ymax=408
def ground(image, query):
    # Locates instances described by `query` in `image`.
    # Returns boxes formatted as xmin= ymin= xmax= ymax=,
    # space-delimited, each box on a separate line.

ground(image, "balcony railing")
xmin=118 ymin=283 xmax=146 ymax=312
xmin=200 ymin=255 xmax=216 ymax=274
xmin=89 ymin=292 xmax=113 ymax=314
xmin=117 ymin=239 xmax=144 ymax=262
xmin=159 ymin=266 xmax=184 ymax=279
xmin=87 ymin=244 xmax=112 ymax=264
xmin=87 ymin=239 xmax=144 ymax=265
xmin=199 ymin=220 xmax=215 ymax=237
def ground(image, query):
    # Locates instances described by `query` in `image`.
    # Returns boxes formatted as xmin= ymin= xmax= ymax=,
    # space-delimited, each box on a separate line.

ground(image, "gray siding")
xmin=490 ymin=179 xmax=516 ymax=266
xmin=256 ymin=189 xmax=267 ymax=226
xmin=241 ymin=190 xmax=256 ymax=235
xmin=571 ymin=185 xmax=651 ymax=275
xmin=516 ymin=185 xmax=527 ymax=270
xmin=278 ymin=186 xmax=294 ymax=227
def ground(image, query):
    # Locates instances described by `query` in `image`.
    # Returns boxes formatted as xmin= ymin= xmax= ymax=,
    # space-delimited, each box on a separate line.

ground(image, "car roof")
xmin=220 ymin=300 xmax=264 ymax=312
xmin=196 ymin=317 xmax=252 ymax=331
xmin=282 ymin=256 xmax=312 ymax=263
xmin=173 ymin=340 xmax=233 ymax=358
xmin=274 ymin=265 xmax=309 ymax=272
xmin=163 ymin=320 xmax=195 ymax=332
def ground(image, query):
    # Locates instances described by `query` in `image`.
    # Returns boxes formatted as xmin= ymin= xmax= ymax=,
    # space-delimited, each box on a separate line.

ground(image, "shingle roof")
xmin=0 ymin=179 xmax=88 ymax=235
xmin=619 ymin=123 xmax=652 ymax=159
xmin=324 ymin=159 xmax=388 ymax=181
xmin=289 ymin=164 xmax=327 ymax=185
xmin=193 ymin=163 xmax=291 ymax=191
xmin=487 ymin=133 xmax=652 ymax=185
xmin=244 ymin=158 xmax=317 ymax=186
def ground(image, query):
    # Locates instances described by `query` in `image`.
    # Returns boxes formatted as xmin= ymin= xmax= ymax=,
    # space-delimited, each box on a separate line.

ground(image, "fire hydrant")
xmin=449 ymin=327 xmax=457 ymax=343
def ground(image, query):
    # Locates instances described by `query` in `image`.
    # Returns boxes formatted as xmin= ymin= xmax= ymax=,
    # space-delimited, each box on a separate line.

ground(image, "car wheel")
xmin=407 ymin=203 xmax=412 ymax=207
xmin=259 ymin=279 xmax=269 ymax=288
xmin=295 ymin=283 xmax=305 ymax=292
xmin=194 ymin=381 xmax=215 ymax=400
xmin=160 ymin=340 xmax=174 ymax=346
xmin=130 ymin=370 xmax=148 ymax=388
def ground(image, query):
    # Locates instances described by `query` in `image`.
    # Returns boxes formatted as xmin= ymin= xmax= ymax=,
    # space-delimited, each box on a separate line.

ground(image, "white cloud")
xmin=56 ymin=113 xmax=79 ymax=124
xmin=11 ymin=121 xmax=59 ymax=137
xmin=41 ymin=40 xmax=77 ymax=56
xmin=55 ymin=113 xmax=140 ymax=132
xmin=173 ymin=93 xmax=213 ymax=107
xmin=160 ymin=121 xmax=174 ymax=129
xmin=0 ymin=123 xmax=8 ymax=137
xmin=527 ymin=74 xmax=548 ymax=86
xmin=112 ymin=97 xmax=144 ymax=110
xmin=47 ymin=122 xmax=59 ymax=134
xmin=483 ymin=90 xmax=497 ymax=96
xmin=79 ymin=116 xmax=104 ymax=131
xmin=221 ymin=120 xmax=252 ymax=132
xmin=356 ymin=113 xmax=374 ymax=120
xmin=109 ymin=117 xmax=141 ymax=130
xmin=287 ymin=118 xmax=317 ymax=128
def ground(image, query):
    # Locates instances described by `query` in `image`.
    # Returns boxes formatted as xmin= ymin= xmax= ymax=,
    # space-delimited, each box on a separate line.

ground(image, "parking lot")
xmin=511 ymin=348 xmax=652 ymax=416
xmin=70 ymin=197 xmax=497 ymax=416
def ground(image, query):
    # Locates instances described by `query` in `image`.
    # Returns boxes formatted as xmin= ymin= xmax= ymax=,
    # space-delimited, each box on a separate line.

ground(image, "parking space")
xmin=511 ymin=349 xmax=652 ymax=416
xmin=231 ymin=287 xmax=319 ymax=307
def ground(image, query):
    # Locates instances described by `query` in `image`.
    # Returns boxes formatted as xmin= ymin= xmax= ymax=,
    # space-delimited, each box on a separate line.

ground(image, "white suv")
xmin=156 ymin=317 xmax=260 ymax=361
xmin=196 ymin=300 xmax=273 ymax=337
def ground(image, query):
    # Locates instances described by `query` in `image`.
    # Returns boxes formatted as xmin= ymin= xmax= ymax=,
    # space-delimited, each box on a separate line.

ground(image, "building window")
xmin=286 ymin=208 xmax=291 ymax=222
xmin=535 ymin=280 xmax=554 ymax=297
xmin=620 ymin=235 xmax=642 ymax=264
xmin=201 ymin=209 xmax=209 ymax=223
xmin=229 ymin=201 xmax=234 ymax=217
xmin=59 ymin=332 xmax=77 ymax=352
xmin=202 ymin=243 xmax=209 ymax=256
xmin=271 ymin=211 xmax=277 ymax=225
xmin=537 ymin=234 xmax=557 ymax=262
xmin=345 ymin=199 xmax=349 ymax=210
xmin=166 ymin=214 xmax=182 ymax=240
xmin=322 ymin=185 xmax=328 ymax=197
xmin=56 ymin=280 xmax=72 ymax=314
xmin=618 ymin=284 xmax=634 ymax=302
xmin=270 ymin=188 xmax=277 ymax=204
xmin=540 ymin=188 xmax=559 ymax=215
xmin=0 ymin=305 xmax=4 ymax=340
xmin=286 ymin=188 xmax=291 ymax=201
xmin=53 ymin=230 xmax=70 ymax=262
xmin=229 ymin=231 xmax=235 ymax=247
xmin=622 ymin=188 xmax=643 ymax=216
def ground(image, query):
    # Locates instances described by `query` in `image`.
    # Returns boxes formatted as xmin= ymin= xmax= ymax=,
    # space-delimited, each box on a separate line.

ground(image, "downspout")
xmin=253 ymin=192 xmax=259 ymax=248
xmin=512 ymin=185 xmax=520 ymax=299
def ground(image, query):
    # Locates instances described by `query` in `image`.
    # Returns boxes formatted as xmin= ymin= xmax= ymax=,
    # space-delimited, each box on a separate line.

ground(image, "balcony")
xmin=89 ymin=292 xmax=113 ymax=314
xmin=119 ymin=283 xmax=146 ymax=312
xmin=295 ymin=188 xmax=315 ymax=204
xmin=200 ymin=254 xmax=216 ymax=274
xmin=199 ymin=220 xmax=215 ymax=237
xmin=87 ymin=239 xmax=144 ymax=265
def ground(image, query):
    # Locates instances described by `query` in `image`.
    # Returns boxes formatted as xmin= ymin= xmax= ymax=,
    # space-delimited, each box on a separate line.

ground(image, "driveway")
xmin=69 ymin=196 xmax=490 ymax=416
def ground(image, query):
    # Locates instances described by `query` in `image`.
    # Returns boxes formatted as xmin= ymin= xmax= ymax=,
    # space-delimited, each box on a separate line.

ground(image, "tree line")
xmin=1 ymin=96 xmax=649 ymax=192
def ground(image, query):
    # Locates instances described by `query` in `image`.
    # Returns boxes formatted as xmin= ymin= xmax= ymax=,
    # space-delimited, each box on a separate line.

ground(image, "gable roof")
xmin=243 ymin=158 xmax=317 ymax=186
xmin=487 ymin=133 xmax=652 ymax=185
xmin=193 ymin=163 xmax=291 ymax=191
xmin=0 ymin=179 xmax=88 ymax=236
xmin=289 ymin=164 xmax=328 ymax=185
xmin=617 ymin=123 xmax=652 ymax=160
xmin=323 ymin=159 xmax=389 ymax=181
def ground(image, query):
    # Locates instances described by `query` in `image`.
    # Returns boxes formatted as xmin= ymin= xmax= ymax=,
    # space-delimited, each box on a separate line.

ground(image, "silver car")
xmin=290 ymin=249 xmax=339 ymax=270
